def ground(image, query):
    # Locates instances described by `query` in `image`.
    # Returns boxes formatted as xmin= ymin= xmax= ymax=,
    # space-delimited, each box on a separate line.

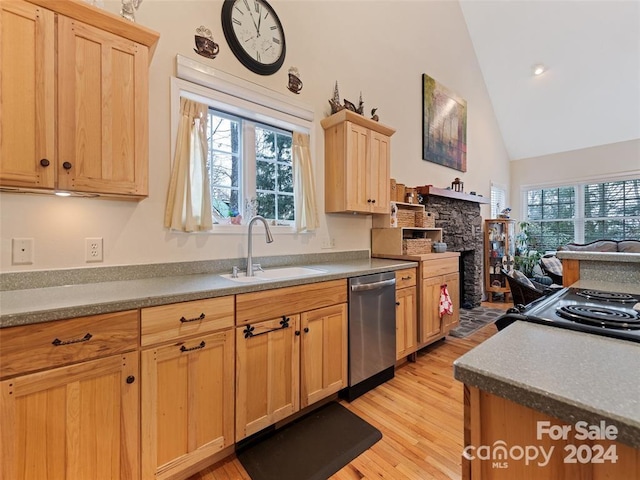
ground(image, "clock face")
xmin=221 ymin=0 xmax=286 ymax=75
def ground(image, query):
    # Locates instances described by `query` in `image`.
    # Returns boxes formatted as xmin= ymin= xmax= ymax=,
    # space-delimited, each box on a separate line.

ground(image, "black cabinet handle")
xmin=303 ymin=327 xmax=309 ymax=333
xmin=295 ymin=330 xmax=301 ymax=336
xmin=180 ymin=341 xmax=206 ymax=352
xmin=401 ymin=276 xmax=412 ymax=281
xmin=126 ymin=375 xmax=135 ymax=384
xmin=396 ymin=301 xmax=400 ymax=306
xmin=371 ymin=199 xmax=376 ymax=204
xmin=52 ymin=333 xmax=92 ymax=346
xmin=40 ymin=159 xmax=50 ymax=167
xmin=62 ymin=161 xmax=72 ymax=170
xmin=244 ymin=317 xmax=290 ymax=339
xmin=367 ymin=199 xmax=372 ymax=203
xmin=180 ymin=313 xmax=205 ymax=323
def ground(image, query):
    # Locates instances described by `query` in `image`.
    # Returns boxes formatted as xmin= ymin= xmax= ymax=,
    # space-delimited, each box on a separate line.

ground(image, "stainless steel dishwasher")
xmin=344 ymin=271 xmax=396 ymax=401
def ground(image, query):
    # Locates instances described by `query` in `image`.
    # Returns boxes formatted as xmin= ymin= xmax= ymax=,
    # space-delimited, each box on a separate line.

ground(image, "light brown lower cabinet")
xmin=235 ymin=302 xmax=348 ymax=441
xmin=395 ymin=268 xmax=418 ymax=360
xmin=0 ymin=353 xmax=139 ymax=480
xmin=0 ymin=310 xmax=140 ymax=480
xmin=464 ymin=386 xmax=640 ymax=479
xmin=141 ymin=330 xmax=234 ymax=480
xmin=140 ymin=296 xmax=235 ymax=480
xmin=420 ymin=259 xmax=460 ymax=345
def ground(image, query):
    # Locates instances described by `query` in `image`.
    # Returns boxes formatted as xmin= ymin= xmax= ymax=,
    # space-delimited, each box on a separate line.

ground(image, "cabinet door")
xmin=141 ymin=330 xmax=234 ymax=480
xmin=0 ymin=353 xmax=139 ymax=480
xmin=0 ymin=1 xmax=55 ymax=189
xmin=368 ymin=130 xmax=390 ymax=213
xmin=57 ymin=15 xmax=148 ymax=196
xmin=344 ymin=122 xmax=370 ymax=212
xmin=420 ymin=275 xmax=443 ymax=343
xmin=300 ymin=304 xmax=348 ymax=408
xmin=441 ymin=272 xmax=460 ymax=332
xmin=396 ymin=286 xmax=417 ymax=360
xmin=235 ymin=315 xmax=300 ymax=441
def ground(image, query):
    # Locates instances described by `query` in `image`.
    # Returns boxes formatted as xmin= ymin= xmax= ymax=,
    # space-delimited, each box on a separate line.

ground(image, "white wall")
xmin=0 ymin=0 xmax=509 ymax=272
xmin=510 ymin=139 xmax=640 ymax=223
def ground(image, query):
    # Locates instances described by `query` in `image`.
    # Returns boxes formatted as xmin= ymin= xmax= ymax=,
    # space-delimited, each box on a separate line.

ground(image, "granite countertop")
xmin=556 ymin=251 xmax=640 ymax=262
xmin=0 ymin=256 xmax=417 ymax=328
xmin=454 ymin=321 xmax=640 ymax=449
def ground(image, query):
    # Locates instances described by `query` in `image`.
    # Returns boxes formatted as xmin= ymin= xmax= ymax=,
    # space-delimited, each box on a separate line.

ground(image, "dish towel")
xmin=439 ymin=284 xmax=453 ymax=318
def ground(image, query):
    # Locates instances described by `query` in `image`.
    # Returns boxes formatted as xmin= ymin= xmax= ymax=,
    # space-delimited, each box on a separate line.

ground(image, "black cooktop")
xmin=498 ymin=287 xmax=640 ymax=343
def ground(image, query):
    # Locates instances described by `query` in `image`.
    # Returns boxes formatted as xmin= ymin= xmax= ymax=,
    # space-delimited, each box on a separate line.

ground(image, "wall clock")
xmin=221 ymin=0 xmax=286 ymax=75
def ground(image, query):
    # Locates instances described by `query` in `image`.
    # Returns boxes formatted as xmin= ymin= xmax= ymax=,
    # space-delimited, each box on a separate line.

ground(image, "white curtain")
xmin=292 ymin=132 xmax=320 ymax=232
xmin=164 ymin=98 xmax=213 ymax=232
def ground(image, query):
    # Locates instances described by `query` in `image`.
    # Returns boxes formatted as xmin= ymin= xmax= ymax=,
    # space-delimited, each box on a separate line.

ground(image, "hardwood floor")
xmin=189 ymin=303 xmax=506 ymax=480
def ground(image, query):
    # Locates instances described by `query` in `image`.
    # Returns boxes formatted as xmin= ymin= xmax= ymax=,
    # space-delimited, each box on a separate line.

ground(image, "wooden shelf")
xmin=371 ymin=228 xmax=443 ymax=256
xmin=417 ymin=185 xmax=490 ymax=204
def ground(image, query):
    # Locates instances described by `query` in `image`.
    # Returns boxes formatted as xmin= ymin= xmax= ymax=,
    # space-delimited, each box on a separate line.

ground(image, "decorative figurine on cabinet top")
xmin=451 ymin=177 xmax=463 ymax=192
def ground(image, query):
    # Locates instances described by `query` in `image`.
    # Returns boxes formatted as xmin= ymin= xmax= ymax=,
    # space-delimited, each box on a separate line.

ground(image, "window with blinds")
xmin=524 ymin=178 xmax=640 ymax=251
xmin=490 ymin=184 xmax=506 ymax=219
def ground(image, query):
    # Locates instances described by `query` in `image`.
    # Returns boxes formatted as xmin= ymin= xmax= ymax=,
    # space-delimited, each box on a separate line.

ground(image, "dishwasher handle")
xmin=350 ymin=278 xmax=396 ymax=292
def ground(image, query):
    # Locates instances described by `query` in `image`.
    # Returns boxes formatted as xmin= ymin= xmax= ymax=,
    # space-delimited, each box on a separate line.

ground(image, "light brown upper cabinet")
xmin=0 ymin=0 xmax=159 ymax=199
xmin=321 ymin=110 xmax=395 ymax=214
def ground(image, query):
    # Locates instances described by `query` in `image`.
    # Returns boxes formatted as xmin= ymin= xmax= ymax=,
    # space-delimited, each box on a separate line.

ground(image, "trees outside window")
xmin=524 ymin=179 xmax=640 ymax=251
xmin=207 ymin=108 xmax=293 ymax=224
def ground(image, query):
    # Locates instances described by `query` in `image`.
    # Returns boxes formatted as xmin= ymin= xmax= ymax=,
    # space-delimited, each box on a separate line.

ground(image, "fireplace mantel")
xmin=417 ymin=185 xmax=490 ymax=204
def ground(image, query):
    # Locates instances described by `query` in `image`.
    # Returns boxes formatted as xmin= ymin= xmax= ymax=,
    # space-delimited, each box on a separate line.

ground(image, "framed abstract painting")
xmin=422 ymin=74 xmax=467 ymax=172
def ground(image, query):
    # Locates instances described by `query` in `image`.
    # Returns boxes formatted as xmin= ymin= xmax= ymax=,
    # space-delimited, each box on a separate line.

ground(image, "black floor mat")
xmin=237 ymin=401 xmax=382 ymax=480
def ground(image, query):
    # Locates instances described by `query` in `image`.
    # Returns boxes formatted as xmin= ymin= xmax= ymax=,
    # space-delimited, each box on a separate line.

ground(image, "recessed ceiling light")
xmin=532 ymin=64 xmax=547 ymax=76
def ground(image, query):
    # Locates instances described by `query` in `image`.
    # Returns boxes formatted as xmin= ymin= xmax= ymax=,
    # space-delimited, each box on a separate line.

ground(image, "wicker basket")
xmin=403 ymin=238 xmax=433 ymax=255
xmin=415 ymin=211 xmax=435 ymax=228
xmin=396 ymin=209 xmax=415 ymax=227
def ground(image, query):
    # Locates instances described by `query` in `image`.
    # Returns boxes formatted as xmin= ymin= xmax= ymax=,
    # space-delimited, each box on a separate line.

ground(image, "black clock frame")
xmin=221 ymin=0 xmax=286 ymax=76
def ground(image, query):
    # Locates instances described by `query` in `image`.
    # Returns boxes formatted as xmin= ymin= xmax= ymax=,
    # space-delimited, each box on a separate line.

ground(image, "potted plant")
xmin=514 ymin=222 xmax=542 ymax=278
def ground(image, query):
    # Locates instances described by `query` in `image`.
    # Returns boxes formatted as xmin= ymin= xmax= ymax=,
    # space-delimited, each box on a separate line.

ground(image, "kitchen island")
xmin=557 ymin=250 xmax=640 ymax=286
xmin=454 ymin=280 xmax=640 ymax=479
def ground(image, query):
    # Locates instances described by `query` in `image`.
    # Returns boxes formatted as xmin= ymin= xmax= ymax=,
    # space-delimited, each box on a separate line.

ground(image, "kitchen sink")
xmin=220 ymin=266 xmax=327 ymax=283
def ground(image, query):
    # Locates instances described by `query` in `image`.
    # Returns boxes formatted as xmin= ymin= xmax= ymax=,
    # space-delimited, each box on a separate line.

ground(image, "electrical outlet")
xmin=12 ymin=238 xmax=34 ymax=265
xmin=321 ymin=237 xmax=335 ymax=249
xmin=85 ymin=237 xmax=103 ymax=262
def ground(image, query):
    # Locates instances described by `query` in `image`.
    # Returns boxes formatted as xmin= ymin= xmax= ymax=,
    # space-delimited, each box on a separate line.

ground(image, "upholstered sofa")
xmin=557 ymin=239 xmax=640 ymax=253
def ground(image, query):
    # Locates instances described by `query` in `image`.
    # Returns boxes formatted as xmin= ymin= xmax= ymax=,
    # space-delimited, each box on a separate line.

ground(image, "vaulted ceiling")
xmin=459 ymin=0 xmax=640 ymax=161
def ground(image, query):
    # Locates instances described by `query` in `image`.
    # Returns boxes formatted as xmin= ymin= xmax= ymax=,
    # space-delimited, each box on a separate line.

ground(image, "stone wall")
xmin=420 ymin=196 xmax=484 ymax=307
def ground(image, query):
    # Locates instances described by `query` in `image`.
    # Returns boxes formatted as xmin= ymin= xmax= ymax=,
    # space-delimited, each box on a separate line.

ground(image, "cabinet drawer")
xmin=141 ymin=296 xmax=234 ymax=346
xmin=395 ymin=268 xmax=417 ymax=288
xmin=422 ymin=257 xmax=458 ymax=277
xmin=0 ymin=310 xmax=139 ymax=379
xmin=236 ymin=279 xmax=347 ymax=326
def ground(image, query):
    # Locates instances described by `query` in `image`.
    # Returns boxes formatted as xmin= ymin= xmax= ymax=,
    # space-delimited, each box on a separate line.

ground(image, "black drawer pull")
xmin=401 ymin=276 xmax=412 ymax=281
xmin=180 ymin=341 xmax=206 ymax=352
xmin=244 ymin=316 xmax=290 ymax=339
xmin=52 ymin=333 xmax=92 ymax=346
xmin=396 ymin=301 xmax=401 ymax=306
xmin=180 ymin=312 xmax=205 ymax=323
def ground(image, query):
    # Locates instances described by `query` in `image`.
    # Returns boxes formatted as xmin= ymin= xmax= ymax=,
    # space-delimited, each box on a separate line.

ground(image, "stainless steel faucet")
xmin=246 ymin=215 xmax=274 ymax=276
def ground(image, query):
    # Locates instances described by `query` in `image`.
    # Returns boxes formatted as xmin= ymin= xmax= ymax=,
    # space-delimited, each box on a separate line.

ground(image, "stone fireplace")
xmin=419 ymin=189 xmax=485 ymax=308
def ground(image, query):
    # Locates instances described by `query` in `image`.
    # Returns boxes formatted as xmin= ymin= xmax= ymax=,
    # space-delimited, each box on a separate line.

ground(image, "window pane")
xmin=278 ymin=163 xmax=293 ymax=193
xmin=256 ymin=160 xmax=276 ymax=190
xmin=256 ymin=127 xmax=276 ymax=160
xmin=277 ymin=134 xmax=292 ymax=162
xmin=256 ymin=192 xmax=275 ymax=219
xmin=208 ymin=109 xmax=241 ymax=220
xmin=278 ymin=194 xmax=295 ymax=221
